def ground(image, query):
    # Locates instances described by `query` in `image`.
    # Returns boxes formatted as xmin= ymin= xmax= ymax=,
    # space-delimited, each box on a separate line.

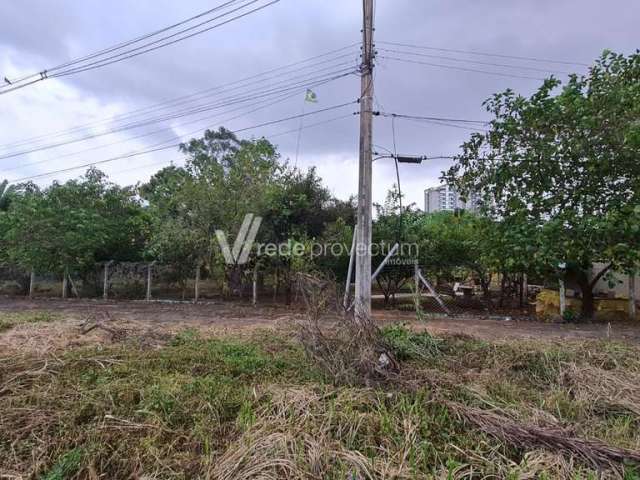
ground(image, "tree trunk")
xmin=575 ymin=272 xmax=595 ymax=320
xmin=574 ymin=264 xmax=612 ymax=321
xmin=499 ymin=273 xmax=508 ymax=308
xmin=581 ymin=286 xmax=595 ymax=320
xmin=377 ymin=277 xmax=390 ymax=306
xmin=226 ymin=265 xmax=243 ymax=297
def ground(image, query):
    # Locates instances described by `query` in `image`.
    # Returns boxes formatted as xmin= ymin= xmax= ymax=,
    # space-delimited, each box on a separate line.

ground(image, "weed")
xmin=40 ymin=447 xmax=84 ymax=480
xmin=381 ymin=323 xmax=441 ymax=360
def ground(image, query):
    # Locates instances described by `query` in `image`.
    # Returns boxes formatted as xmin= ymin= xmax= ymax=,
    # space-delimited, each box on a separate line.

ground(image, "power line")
xmin=0 ymin=67 xmax=357 ymax=161
xmin=390 ymin=115 xmax=403 ymax=242
xmin=10 ymin=100 xmax=358 ymax=183
xmin=0 ymin=0 xmax=268 ymax=90
xmin=104 ymin=112 xmax=356 ymax=178
xmin=379 ymin=112 xmax=488 ymax=124
xmin=5 ymin=68 xmax=355 ymax=173
xmin=400 ymin=117 xmax=490 ymax=132
xmin=378 ymin=40 xmax=589 ymax=67
xmin=0 ymin=45 xmax=359 ymax=151
xmin=3 ymin=0 xmax=245 ymax=87
xmin=1 ymin=82 xmax=322 ymax=174
xmin=51 ymin=1 xmax=278 ymax=78
xmin=377 ymin=47 xmax=574 ymax=75
xmin=379 ymin=55 xmax=546 ymax=81
xmin=0 ymin=0 xmax=279 ymax=95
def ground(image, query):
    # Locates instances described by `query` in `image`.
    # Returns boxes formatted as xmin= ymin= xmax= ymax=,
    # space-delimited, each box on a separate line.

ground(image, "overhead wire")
xmin=377 ymin=47 xmax=574 ymax=75
xmin=377 ymin=40 xmax=589 ymax=67
xmin=49 ymin=0 xmax=278 ymax=78
xmin=0 ymin=44 xmax=360 ymax=151
xmin=1 ymin=78 xmax=341 ymax=174
xmin=0 ymin=0 xmax=279 ymax=95
xmin=10 ymin=100 xmax=358 ymax=183
xmin=104 ymin=112 xmax=356 ymax=178
xmin=379 ymin=55 xmax=546 ymax=81
xmin=390 ymin=115 xmax=403 ymax=242
xmin=0 ymin=65 xmax=358 ymax=162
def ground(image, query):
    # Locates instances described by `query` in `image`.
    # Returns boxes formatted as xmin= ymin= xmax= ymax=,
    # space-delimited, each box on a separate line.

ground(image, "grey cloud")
xmin=1 ymin=0 xmax=638 ymax=207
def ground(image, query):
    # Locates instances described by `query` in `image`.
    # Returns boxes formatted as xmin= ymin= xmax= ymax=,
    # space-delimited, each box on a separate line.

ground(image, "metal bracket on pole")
xmin=371 ymin=243 xmax=399 ymax=283
xmin=348 ymin=242 xmax=399 ymax=311
xmin=343 ymin=227 xmax=357 ymax=309
xmin=416 ymin=268 xmax=450 ymax=315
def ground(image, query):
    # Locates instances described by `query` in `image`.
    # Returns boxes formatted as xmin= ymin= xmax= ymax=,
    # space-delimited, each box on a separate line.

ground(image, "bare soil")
xmin=1 ymin=296 xmax=639 ymax=355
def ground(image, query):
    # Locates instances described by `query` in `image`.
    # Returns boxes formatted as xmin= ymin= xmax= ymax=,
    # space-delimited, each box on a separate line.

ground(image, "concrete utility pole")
xmin=354 ymin=0 xmax=374 ymax=321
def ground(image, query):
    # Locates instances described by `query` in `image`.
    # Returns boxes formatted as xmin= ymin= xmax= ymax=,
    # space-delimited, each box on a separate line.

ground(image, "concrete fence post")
xmin=194 ymin=263 xmax=201 ymax=303
xmin=146 ymin=261 xmax=156 ymax=302
xmin=629 ymin=274 xmax=637 ymax=320
xmin=559 ymin=279 xmax=566 ymax=317
xmin=29 ymin=269 xmax=35 ymax=298
xmin=61 ymin=267 xmax=68 ymax=299
xmin=252 ymin=264 xmax=258 ymax=307
xmin=103 ymin=260 xmax=113 ymax=301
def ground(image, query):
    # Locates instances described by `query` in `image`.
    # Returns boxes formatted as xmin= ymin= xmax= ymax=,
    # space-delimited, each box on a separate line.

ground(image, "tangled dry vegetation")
xmin=1 ymin=285 xmax=640 ymax=479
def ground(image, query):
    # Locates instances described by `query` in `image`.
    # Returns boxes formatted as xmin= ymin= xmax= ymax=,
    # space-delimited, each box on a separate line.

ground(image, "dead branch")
xmin=450 ymin=402 xmax=640 ymax=470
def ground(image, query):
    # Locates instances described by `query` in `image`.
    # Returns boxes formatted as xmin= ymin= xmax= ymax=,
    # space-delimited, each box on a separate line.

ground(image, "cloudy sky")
xmin=0 ymin=0 xmax=638 ymax=209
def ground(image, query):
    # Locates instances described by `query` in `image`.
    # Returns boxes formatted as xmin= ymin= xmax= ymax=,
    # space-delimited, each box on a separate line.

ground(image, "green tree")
xmin=3 ymin=169 xmax=147 ymax=289
xmin=445 ymin=51 xmax=640 ymax=318
xmin=144 ymin=128 xmax=282 ymax=296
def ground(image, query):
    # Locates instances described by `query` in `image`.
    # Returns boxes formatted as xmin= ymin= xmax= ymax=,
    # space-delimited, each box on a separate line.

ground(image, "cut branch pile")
xmin=79 ymin=310 xmax=128 ymax=341
xmin=295 ymin=272 xmax=398 ymax=385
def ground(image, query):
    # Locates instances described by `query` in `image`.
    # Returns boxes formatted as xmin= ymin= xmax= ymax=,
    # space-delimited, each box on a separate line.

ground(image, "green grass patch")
xmin=2 ymin=327 xmax=639 ymax=478
xmin=0 ymin=310 xmax=59 ymax=332
xmin=381 ymin=323 xmax=441 ymax=360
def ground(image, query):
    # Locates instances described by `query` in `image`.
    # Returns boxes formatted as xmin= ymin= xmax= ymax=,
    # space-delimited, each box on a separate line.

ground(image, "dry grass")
xmin=1 ymin=306 xmax=640 ymax=478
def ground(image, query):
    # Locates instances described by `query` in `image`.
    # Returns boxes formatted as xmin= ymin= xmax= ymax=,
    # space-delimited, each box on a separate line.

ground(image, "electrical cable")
xmin=49 ymin=1 xmax=278 ymax=78
xmin=379 ymin=55 xmax=546 ymax=81
xmin=0 ymin=66 xmax=358 ymax=161
xmin=3 ymin=0 xmax=245 ymax=86
xmin=0 ymin=0 xmax=279 ymax=95
xmin=378 ymin=47 xmax=573 ymax=75
xmin=1 ymin=80 xmax=330 ymax=174
xmin=391 ymin=114 xmax=403 ymax=243
xmin=104 ymin=112 xmax=356 ymax=178
xmin=10 ymin=100 xmax=358 ymax=183
xmin=379 ymin=112 xmax=488 ymax=124
xmin=0 ymin=45 xmax=360 ymax=151
xmin=377 ymin=40 xmax=589 ymax=67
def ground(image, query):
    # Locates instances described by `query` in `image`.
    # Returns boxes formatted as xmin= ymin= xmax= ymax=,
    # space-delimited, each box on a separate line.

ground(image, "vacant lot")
xmin=1 ymin=299 xmax=639 ymax=479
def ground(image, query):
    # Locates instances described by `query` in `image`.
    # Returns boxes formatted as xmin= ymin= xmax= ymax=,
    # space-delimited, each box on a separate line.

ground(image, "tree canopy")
xmin=444 ymin=50 xmax=640 ymax=317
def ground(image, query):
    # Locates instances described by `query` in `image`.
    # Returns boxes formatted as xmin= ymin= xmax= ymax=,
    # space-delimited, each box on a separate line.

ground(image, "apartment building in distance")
xmin=424 ymin=184 xmax=479 ymax=213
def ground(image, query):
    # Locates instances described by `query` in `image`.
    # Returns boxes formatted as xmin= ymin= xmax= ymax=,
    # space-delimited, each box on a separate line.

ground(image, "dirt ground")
xmin=1 ymin=296 xmax=639 ymax=355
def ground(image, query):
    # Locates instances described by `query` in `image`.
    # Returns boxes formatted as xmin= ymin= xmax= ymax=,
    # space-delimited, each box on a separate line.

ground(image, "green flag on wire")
xmin=304 ymin=89 xmax=318 ymax=103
